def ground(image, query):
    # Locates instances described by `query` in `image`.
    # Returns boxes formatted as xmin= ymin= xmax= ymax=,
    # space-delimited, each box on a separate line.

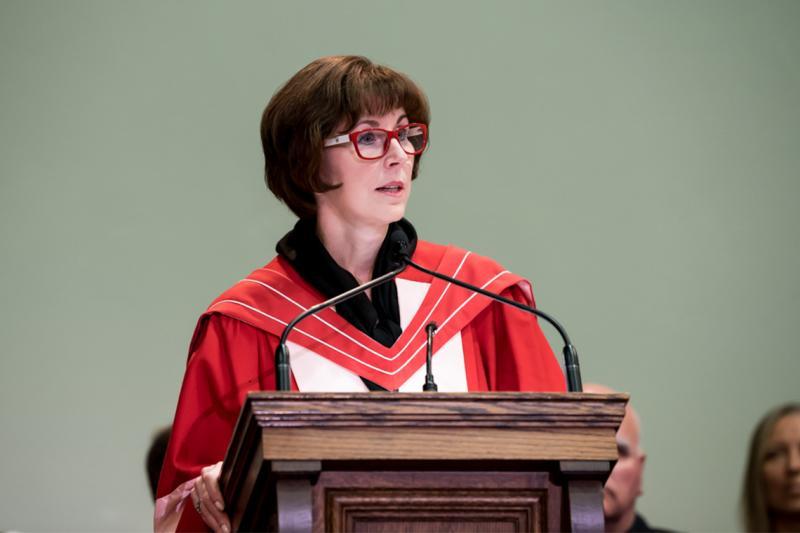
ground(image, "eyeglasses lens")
xmin=402 ymin=126 xmax=426 ymax=153
xmin=355 ymin=130 xmax=388 ymax=158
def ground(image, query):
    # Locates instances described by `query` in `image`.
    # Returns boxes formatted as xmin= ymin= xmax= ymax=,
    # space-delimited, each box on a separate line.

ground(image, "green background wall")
xmin=1 ymin=1 xmax=798 ymax=530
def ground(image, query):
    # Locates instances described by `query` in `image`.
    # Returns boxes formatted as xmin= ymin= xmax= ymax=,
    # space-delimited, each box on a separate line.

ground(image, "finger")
xmin=196 ymin=474 xmax=229 ymax=532
xmin=201 ymin=462 xmax=226 ymax=512
xmin=201 ymin=463 xmax=231 ymax=532
xmin=194 ymin=478 xmax=223 ymax=531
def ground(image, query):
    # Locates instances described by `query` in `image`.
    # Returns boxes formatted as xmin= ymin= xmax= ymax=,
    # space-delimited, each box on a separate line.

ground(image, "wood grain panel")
xmin=315 ymin=471 xmax=555 ymax=533
xmin=247 ymin=392 xmax=627 ymax=430
xmin=261 ymin=427 xmax=617 ymax=461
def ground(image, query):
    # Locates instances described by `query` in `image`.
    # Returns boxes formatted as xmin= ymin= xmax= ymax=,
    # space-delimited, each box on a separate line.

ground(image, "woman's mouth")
xmin=375 ymin=182 xmax=404 ymax=195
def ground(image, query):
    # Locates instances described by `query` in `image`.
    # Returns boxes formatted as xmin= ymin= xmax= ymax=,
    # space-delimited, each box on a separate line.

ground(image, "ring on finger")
xmin=192 ymin=490 xmax=202 ymax=514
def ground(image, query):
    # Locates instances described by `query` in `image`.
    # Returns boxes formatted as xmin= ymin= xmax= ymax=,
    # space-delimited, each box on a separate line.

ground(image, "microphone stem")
xmin=423 ymin=323 xmax=438 ymax=392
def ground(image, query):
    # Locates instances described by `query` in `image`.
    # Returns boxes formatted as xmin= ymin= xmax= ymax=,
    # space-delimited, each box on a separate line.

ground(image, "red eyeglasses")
xmin=323 ymin=123 xmax=428 ymax=160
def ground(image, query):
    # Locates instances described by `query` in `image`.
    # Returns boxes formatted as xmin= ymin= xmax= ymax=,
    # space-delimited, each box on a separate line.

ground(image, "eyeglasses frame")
xmin=323 ymin=123 xmax=428 ymax=160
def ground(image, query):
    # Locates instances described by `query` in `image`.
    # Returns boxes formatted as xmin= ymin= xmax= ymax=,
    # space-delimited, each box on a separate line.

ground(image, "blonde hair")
xmin=741 ymin=403 xmax=800 ymax=532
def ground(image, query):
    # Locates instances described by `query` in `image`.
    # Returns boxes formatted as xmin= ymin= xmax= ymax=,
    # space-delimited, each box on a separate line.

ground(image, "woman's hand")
xmin=190 ymin=461 xmax=231 ymax=533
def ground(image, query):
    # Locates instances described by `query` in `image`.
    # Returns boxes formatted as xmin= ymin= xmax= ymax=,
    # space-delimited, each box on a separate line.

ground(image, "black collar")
xmin=276 ymin=218 xmax=418 ymax=349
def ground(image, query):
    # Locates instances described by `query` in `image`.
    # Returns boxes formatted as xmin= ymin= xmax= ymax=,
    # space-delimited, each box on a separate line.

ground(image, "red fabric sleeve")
xmin=156 ymin=313 xmax=279 ymax=531
xmin=470 ymin=284 xmax=567 ymax=392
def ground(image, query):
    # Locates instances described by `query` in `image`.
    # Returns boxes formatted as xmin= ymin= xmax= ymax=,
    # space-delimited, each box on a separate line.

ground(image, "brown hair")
xmin=741 ymin=403 xmax=800 ymax=532
xmin=260 ymin=56 xmax=431 ymax=219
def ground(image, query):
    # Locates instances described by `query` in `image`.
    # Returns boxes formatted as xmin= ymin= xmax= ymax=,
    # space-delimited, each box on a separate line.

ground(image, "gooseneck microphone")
xmin=423 ymin=322 xmax=439 ymax=392
xmin=275 ymin=263 xmax=407 ymax=391
xmin=276 ymin=230 xmax=583 ymax=393
xmin=391 ymin=232 xmax=583 ymax=392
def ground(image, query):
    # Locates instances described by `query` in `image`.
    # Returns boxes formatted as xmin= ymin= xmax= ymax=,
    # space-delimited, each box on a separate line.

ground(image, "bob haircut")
xmin=740 ymin=403 xmax=800 ymax=532
xmin=261 ymin=55 xmax=431 ymax=219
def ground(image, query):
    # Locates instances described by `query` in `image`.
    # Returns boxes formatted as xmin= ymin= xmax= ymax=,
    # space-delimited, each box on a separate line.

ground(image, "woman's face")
xmin=316 ymin=108 xmax=414 ymax=230
xmin=763 ymin=412 xmax=800 ymax=516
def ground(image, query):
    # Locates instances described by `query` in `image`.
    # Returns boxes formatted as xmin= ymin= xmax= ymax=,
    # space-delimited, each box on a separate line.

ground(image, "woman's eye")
xmin=357 ymin=131 xmax=378 ymax=145
xmin=764 ymin=448 xmax=785 ymax=462
xmin=397 ymin=128 xmax=409 ymax=141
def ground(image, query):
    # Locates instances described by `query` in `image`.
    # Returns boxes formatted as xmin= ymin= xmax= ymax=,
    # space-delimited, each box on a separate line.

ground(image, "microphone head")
xmin=390 ymin=228 xmax=410 ymax=264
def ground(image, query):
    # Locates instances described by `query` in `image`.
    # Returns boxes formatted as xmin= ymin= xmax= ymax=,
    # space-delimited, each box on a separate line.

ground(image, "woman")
xmin=741 ymin=403 xmax=800 ymax=532
xmin=155 ymin=55 xmax=566 ymax=532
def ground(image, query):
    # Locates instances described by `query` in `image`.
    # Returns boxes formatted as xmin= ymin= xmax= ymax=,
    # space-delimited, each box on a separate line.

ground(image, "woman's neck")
xmin=316 ymin=213 xmax=387 ymax=286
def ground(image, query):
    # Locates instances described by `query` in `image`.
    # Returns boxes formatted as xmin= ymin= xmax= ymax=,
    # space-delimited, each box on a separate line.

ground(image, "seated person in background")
xmin=146 ymin=426 xmax=171 ymax=501
xmin=584 ymin=384 xmax=670 ymax=533
xmin=741 ymin=403 xmax=800 ymax=532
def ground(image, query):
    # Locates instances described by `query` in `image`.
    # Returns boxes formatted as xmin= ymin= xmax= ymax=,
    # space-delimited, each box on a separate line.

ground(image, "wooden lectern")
xmin=219 ymin=392 xmax=626 ymax=532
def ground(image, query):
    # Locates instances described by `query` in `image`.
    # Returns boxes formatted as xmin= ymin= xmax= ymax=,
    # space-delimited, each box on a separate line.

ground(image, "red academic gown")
xmin=156 ymin=241 xmax=566 ymax=531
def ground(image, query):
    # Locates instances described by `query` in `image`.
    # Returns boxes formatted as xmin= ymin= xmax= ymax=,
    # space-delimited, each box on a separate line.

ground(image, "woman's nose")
xmin=788 ymin=447 xmax=800 ymax=472
xmin=384 ymin=137 xmax=408 ymax=164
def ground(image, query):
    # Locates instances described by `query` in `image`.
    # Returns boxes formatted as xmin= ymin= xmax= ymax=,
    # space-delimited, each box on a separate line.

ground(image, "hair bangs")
xmin=339 ymin=64 xmax=428 ymax=132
